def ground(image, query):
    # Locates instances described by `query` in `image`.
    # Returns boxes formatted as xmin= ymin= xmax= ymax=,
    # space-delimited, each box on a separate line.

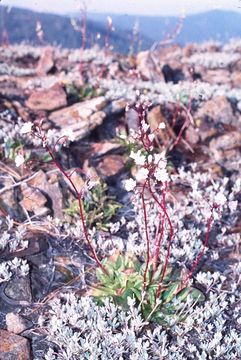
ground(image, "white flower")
xmin=123 ymin=178 xmax=136 ymax=191
xmin=154 ymin=153 xmax=167 ymax=168
xmin=15 ymin=154 xmax=25 ymax=167
xmin=130 ymin=150 xmax=146 ymax=166
xmin=154 ymin=168 xmax=169 ymax=183
xmin=64 ymin=128 xmax=75 ymax=142
xmin=215 ymin=192 xmax=227 ymax=206
xmin=228 ymin=200 xmax=238 ymax=212
xmin=148 ymin=133 xmax=155 ymax=142
xmin=20 ymin=122 xmax=32 ymax=134
xmin=135 ymin=168 xmax=149 ymax=182
xmin=141 ymin=120 xmax=150 ymax=133
xmin=87 ymin=179 xmax=99 ymax=190
xmin=110 ymin=222 xmax=120 ymax=234
xmin=147 ymin=154 xmax=153 ymax=163
xmin=158 ymin=122 xmax=166 ymax=129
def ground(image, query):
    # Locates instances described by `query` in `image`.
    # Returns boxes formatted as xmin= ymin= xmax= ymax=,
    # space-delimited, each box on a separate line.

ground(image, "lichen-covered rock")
xmin=49 ymin=96 xmax=107 ymax=141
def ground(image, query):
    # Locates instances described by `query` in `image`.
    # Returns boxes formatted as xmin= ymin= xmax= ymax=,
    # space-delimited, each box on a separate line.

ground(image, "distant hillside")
xmin=88 ymin=10 xmax=241 ymax=45
xmin=1 ymin=6 xmax=241 ymax=53
xmin=0 ymin=6 xmax=151 ymax=53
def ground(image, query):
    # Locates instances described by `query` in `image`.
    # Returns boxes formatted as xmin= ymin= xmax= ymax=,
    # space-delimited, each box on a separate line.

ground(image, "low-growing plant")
xmin=20 ymin=95 xmax=225 ymax=327
xmin=65 ymin=83 xmax=103 ymax=104
xmin=64 ymin=180 xmax=121 ymax=230
xmin=90 ymin=252 xmax=205 ymax=327
xmin=4 ymin=138 xmax=23 ymax=160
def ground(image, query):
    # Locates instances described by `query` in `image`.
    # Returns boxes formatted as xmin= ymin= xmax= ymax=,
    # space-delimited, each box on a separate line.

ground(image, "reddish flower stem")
xmin=153 ymin=213 xmax=165 ymax=272
xmin=147 ymin=180 xmax=174 ymax=300
xmin=44 ymin=141 xmax=108 ymax=275
xmin=179 ymin=208 xmax=215 ymax=290
xmin=141 ymin=180 xmax=151 ymax=289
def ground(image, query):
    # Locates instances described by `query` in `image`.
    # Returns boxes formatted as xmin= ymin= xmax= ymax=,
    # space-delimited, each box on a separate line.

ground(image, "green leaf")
xmin=42 ymin=152 xmax=52 ymax=163
xmin=189 ymin=288 xmax=205 ymax=302
xmin=161 ymin=283 xmax=179 ymax=303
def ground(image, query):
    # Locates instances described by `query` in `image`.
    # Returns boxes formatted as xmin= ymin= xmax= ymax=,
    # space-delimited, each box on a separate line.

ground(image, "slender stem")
xmin=147 ymin=180 xmax=174 ymax=300
xmin=180 ymin=209 xmax=214 ymax=290
xmin=153 ymin=213 xmax=165 ymax=272
xmin=44 ymin=143 xmax=108 ymax=275
xmin=141 ymin=180 xmax=151 ymax=289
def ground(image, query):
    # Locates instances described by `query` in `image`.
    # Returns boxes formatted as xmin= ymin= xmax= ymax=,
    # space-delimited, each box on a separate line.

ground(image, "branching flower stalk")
xmin=34 ymin=124 xmax=108 ymax=275
xmin=123 ymin=97 xmax=225 ymax=310
xmin=147 ymin=180 xmax=174 ymax=300
xmin=180 ymin=204 xmax=219 ymax=290
xmin=71 ymin=0 xmax=88 ymax=79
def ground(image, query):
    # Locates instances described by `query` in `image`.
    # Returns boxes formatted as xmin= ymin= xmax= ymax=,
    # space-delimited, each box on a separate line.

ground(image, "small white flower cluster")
xmin=123 ymin=114 xmax=169 ymax=192
xmin=0 ymin=257 xmax=29 ymax=283
xmin=124 ymin=150 xmax=169 ymax=191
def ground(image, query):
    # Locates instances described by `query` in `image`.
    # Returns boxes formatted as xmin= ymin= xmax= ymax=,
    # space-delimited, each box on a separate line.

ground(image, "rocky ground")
xmin=0 ymin=41 xmax=240 ymax=359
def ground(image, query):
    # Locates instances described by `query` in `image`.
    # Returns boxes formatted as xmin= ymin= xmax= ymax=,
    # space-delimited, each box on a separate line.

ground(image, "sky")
xmin=1 ymin=0 xmax=241 ymax=16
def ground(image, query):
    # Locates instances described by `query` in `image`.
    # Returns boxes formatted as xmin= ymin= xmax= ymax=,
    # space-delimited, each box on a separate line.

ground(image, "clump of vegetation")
xmin=64 ymin=181 xmax=121 ymax=231
xmin=91 ymin=252 xmax=205 ymax=327
xmin=65 ymin=83 xmax=104 ymax=105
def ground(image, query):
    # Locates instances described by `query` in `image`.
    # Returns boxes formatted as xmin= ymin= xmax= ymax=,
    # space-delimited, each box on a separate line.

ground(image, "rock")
xmin=202 ymin=69 xmax=231 ymax=85
xmin=95 ymin=155 xmax=124 ymax=178
xmin=147 ymin=105 xmax=166 ymax=131
xmin=49 ymin=96 xmax=107 ymax=141
xmin=162 ymin=64 xmax=185 ymax=84
xmin=136 ymin=51 xmax=162 ymax=81
xmin=183 ymin=44 xmax=195 ymax=57
xmin=209 ymin=131 xmax=241 ymax=162
xmin=12 ymin=101 xmax=29 ymax=122
xmin=231 ymin=72 xmax=241 ymax=88
xmin=110 ymin=98 xmax=128 ymax=114
xmin=26 ymin=83 xmax=67 ymax=111
xmin=185 ymin=124 xmax=200 ymax=145
xmin=26 ymin=170 xmax=63 ymax=218
xmin=126 ymin=108 xmax=139 ymax=133
xmin=36 ymin=46 xmax=55 ymax=76
xmin=5 ymin=275 xmax=32 ymax=304
xmin=91 ymin=142 xmax=121 ymax=157
xmin=65 ymin=168 xmax=85 ymax=193
xmin=0 ymin=330 xmax=31 ymax=360
xmin=196 ymin=96 xmax=236 ymax=127
xmin=147 ymin=105 xmax=170 ymax=142
xmin=20 ymin=183 xmax=48 ymax=216
xmin=6 ymin=313 xmax=29 ymax=334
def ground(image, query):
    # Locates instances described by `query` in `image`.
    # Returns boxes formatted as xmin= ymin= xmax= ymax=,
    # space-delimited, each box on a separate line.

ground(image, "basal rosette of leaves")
xmin=90 ymin=253 xmax=205 ymax=327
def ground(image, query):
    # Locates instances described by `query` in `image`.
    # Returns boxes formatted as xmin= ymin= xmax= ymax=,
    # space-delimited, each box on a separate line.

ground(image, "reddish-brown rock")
xmin=0 ymin=330 xmax=31 ymax=360
xmin=6 ymin=313 xmax=29 ymax=335
xmin=20 ymin=183 xmax=48 ymax=216
xmin=202 ymin=69 xmax=231 ymax=85
xmin=96 ymin=155 xmax=124 ymax=178
xmin=26 ymin=83 xmax=67 ymax=111
xmin=36 ymin=46 xmax=55 ymax=76
xmin=209 ymin=131 xmax=241 ymax=161
xmin=49 ymin=96 xmax=107 ymax=141
xmin=196 ymin=96 xmax=236 ymax=126
xmin=26 ymin=170 xmax=63 ymax=218
xmin=136 ymin=51 xmax=162 ymax=81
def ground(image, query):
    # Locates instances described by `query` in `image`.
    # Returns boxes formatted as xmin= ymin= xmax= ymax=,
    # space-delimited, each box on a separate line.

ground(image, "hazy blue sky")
xmin=1 ymin=0 xmax=241 ymax=16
